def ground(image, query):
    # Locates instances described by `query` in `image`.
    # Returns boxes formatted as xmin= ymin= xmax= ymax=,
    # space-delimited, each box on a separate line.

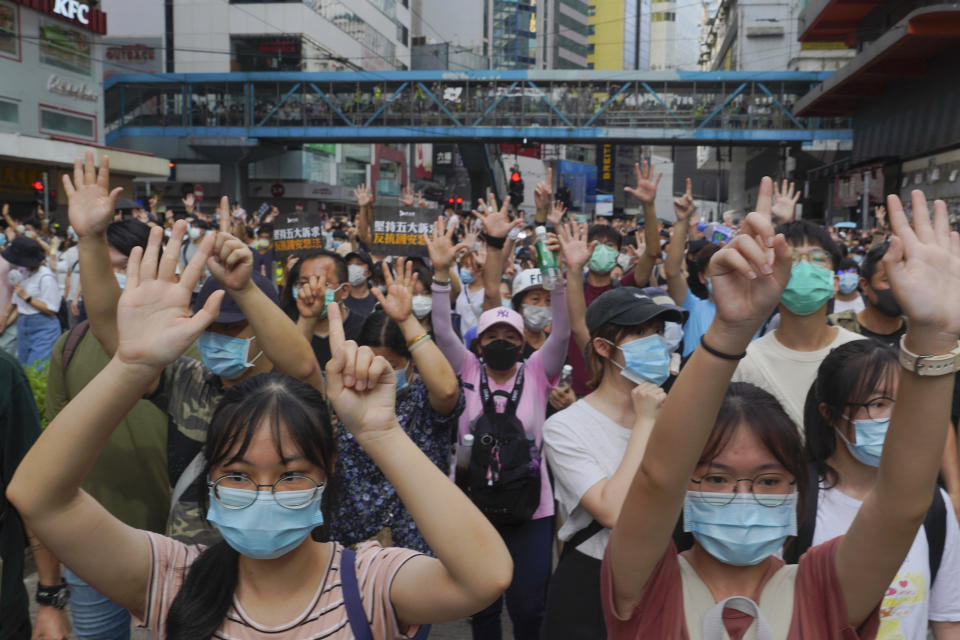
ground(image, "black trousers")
xmin=541 ymin=547 xmax=606 ymax=639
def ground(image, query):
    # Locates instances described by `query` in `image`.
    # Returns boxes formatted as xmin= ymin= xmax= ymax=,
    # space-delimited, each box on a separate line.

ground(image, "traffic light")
xmin=508 ymin=170 xmax=524 ymax=207
xmin=31 ymin=180 xmax=45 ymax=206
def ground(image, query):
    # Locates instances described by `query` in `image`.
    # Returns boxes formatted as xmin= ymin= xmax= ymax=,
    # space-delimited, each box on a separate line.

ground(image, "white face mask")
xmin=522 ymin=304 xmax=552 ymax=331
xmin=188 ymin=226 xmax=203 ymax=241
xmin=663 ymin=321 xmax=684 ymax=353
xmin=347 ymin=264 xmax=368 ymax=287
xmin=617 ymin=252 xmax=632 ymax=271
xmin=8 ymin=267 xmax=27 ymax=286
xmin=411 ymin=294 xmax=433 ymax=319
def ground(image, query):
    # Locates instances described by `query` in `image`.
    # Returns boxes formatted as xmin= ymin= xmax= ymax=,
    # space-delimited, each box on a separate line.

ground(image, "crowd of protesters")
xmin=2 ymin=150 xmax=960 ymax=640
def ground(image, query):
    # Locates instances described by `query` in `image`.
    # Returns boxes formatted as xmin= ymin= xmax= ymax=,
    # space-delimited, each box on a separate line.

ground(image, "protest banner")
xmin=272 ymin=211 xmax=326 ymax=258
xmin=371 ymin=205 xmax=439 ymax=257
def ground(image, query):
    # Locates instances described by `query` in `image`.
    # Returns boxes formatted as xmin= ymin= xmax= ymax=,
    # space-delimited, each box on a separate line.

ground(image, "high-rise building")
xmin=541 ymin=0 xmax=591 ymax=69
xmin=649 ymin=0 xmax=700 ymax=70
xmin=587 ymin=0 xmax=651 ymax=70
xmin=488 ymin=0 xmax=539 ymax=69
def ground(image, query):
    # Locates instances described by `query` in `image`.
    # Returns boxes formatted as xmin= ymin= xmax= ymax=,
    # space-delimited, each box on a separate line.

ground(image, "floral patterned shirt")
xmin=331 ymin=377 xmax=464 ymax=554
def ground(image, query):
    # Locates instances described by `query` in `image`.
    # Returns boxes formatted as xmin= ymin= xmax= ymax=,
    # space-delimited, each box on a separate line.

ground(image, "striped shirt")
xmin=137 ymin=532 xmax=423 ymax=639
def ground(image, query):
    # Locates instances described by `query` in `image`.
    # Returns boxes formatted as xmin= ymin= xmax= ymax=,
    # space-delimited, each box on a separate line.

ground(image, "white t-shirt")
xmin=455 ymin=285 xmax=484 ymax=335
xmin=14 ymin=265 xmax=61 ymax=315
xmin=57 ymin=245 xmax=80 ymax=301
xmin=543 ymin=399 xmax=631 ymax=560
xmin=813 ymin=484 xmax=960 ymax=638
xmin=732 ymin=326 xmax=864 ymax=431
xmin=833 ymin=296 xmax=865 ymax=315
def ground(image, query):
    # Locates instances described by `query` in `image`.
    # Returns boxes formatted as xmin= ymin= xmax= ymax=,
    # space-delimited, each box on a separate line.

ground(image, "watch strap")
xmin=898 ymin=335 xmax=960 ymax=377
xmin=36 ymin=582 xmax=69 ymax=609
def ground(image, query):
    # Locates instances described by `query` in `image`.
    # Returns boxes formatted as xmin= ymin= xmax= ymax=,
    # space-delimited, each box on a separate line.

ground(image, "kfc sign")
xmin=11 ymin=0 xmax=107 ymax=34
xmin=53 ymin=0 xmax=88 ymax=24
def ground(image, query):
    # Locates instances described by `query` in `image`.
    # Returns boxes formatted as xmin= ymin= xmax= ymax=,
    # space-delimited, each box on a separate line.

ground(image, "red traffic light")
xmin=448 ymin=197 xmax=455 ymax=204
xmin=31 ymin=181 xmax=44 ymax=191
xmin=510 ymin=172 xmax=521 ymax=183
xmin=456 ymin=197 xmax=463 ymax=205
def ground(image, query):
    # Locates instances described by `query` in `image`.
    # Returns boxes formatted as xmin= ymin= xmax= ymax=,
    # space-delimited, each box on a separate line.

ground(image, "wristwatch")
xmin=25 ymin=296 xmax=32 ymax=305
xmin=36 ymin=582 xmax=69 ymax=609
xmin=898 ymin=335 xmax=960 ymax=376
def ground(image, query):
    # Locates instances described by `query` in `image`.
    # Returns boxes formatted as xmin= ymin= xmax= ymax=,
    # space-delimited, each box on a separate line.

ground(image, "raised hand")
xmin=631 ymin=382 xmax=666 ymax=419
xmin=325 ymin=302 xmax=398 ymax=440
xmin=400 ymin=186 xmax=415 ymax=207
xmin=354 ymin=183 xmax=374 ymax=208
xmin=771 ymin=179 xmax=800 ymax=224
xmin=534 ymin=167 xmax=554 ymax=212
xmin=296 ymin=270 xmax=330 ymax=319
xmin=207 ymin=196 xmax=253 ymax=291
xmin=425 ymin=217 xmax=470 ymax=272
xmin=61 ymin=150 xmax=123 ymax=238
xmin=373 ymin=258 xmax=415 ymax=323
xmin=182 ymin=193 xmax=196 ymax=215
xmin=884 ymin=191 xmax=960 ymax=352
xmin=673 ymin=178 xmax=696 ymax=223
xmin=548 ymin=200 xmax=567 ymax=227
xmin=115 ymin=221 xmax=223 ymax=370
xmin=874 ymin=204 xmax=887 ymax=228
xmin=416 ymin=190 xmax=428 ymax=208
xmin=624 ymin=160 xmax=662 ymax=205
xmin=474 ymin=193 xmax=522 ymax=239
xmin=558 ymin=221 xmax=595 ymax=272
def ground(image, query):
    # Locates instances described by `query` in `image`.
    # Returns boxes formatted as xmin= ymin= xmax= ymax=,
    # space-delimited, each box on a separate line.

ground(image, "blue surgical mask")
xmin=837 ymin=271 xmax=859 ymax=295
xmin=684 ymin=491 xmax=798 ymax=566
xmin=501 ymin=298 xmax=513 ymax=310
xmin=837 ymin=417 xmax=888 ymax=467
xmin=0 ymin=235 xmax=6 ymax=247
xmin=459 ymin=268 xmax=475 ymax=285
xmin=197 ymin=332 xmax=263 ymax=379
xmin=115 ymin=272 xmax=126 ymax=290
xmin=606 ymin=334 xmax=671 ymax=386
xmin=206 ymin=485 xmax=324 ymax=560
xmin=395 ymin=364 xmax=410 ymax=396
xmin=320 ymin=285 xmax=344 ymax=319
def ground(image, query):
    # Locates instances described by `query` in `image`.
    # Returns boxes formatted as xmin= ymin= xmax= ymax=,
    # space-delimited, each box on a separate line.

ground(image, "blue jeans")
xmin=16 ymin=313 xmax=61 ymax=367
xmin=63 ymin=567 xmax=130 ymax=640
xmin=470 ymin=517 xmax=552 ymax=640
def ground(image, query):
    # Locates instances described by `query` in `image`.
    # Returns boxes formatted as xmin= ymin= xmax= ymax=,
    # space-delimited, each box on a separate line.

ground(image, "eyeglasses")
xmin=690 ymin=471 xmax=796 ymax=507
xmin=790 ymin=248 xmax=831 ymax=267
xmin=845 ymin=395 xmax=895 ymax=421
xmin=208 ymin=473 xmax=324 ymax=510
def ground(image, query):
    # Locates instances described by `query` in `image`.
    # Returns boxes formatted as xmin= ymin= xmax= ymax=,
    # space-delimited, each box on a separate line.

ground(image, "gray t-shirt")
xmin=543 ymin=398 xmax=631 ymax=560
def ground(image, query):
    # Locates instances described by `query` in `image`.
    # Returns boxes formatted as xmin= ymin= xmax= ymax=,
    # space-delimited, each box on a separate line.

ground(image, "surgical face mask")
xmin=188 ymin=226 xmax=203 ymax=241
xmin=15 ymin=224 xmax=25 ymax=234
xmin=780 ymin=261 xmax=834 ymax=316
xmin=522 ymin=304 xmax=552 ymax=331
xmin=347 ymin=264 xmax=368 ymax=287
xmin=332 ymin=240 xmax=342 ymax=249
xmin=320 ymin=285 xmax=345 ymax=319
xmin=206 ymin=485 xmax=324 ymax=560
xmin=501 ymin=298 xmax=513 ymax=310
xmin=837 ymin=416 xmax=889 ymax=467
xmin=850 ymin=254 xmax=864 ymax=265
xmin=837 ymin=271 xmax=859 ymax=295
xmin=616 ymin=252 xmax=632 ymax=271
xmin=115 ymin=272 xmax=126 ymax=290
xmin=459 ymin=267 xmax=475 ymax=285
xmin=253 ymin=238 xmax=270 ymax=250
xmin=589 ymin=244 xmax=618 ymax=274
xmin=683 ymin=491 xmax=798 ymax=566
xmin=7 ymin=267 xmax=27 ymax=286
xmin=197 ymin=332 xmax=264 ymax=379
xmin=411 ymin=294 xmax=432 ymax=319
xmin=395 ymin=362 xmax=410 ymax=396
xmin=481 ymin=339 xmax=522 ymax=371
xmin=0 ymin=235 xmax=6 ymax=247
xmin=605 ymin=334 xmax=671 ymax=386
xmin=870 ymin=287 xmax=902 ymax=318
xmin=663 ymin=321 xmax=684 ymax=353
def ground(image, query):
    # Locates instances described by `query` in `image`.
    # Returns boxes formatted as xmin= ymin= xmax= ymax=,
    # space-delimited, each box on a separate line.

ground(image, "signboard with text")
xmin=371 ymin=205 xmax=438 ymax=258
xmin=272 ymin=212 xmax=326 ymax=259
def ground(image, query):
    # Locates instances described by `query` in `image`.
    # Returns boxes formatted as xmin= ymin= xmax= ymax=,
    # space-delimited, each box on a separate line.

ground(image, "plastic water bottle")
xmin=559 ymin=364 xmax=573 ymax=387
xmin=698 ymin=221 xmax=736 ymax=245
xmin=535 ymin=225 xmax=561 ymax=290
xmin=454 ymin=434 xmax=474 ymax=487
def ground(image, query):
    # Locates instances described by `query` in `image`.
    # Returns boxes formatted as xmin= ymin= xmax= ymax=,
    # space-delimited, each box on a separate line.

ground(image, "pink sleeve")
xmin=134 ymin=532 xmax=204 ymax=638
xmin=601 ymin=540 xmax=687 ymax=640
xmin=430 ymin=284 xmax=468 ymax=371
xmin=793 ymin=536 xmax=880 ymax=639
xmin=536 ymin=284 xmax=570 ymax=379
xmin=354 ymin=542 xmax=426 ymax=639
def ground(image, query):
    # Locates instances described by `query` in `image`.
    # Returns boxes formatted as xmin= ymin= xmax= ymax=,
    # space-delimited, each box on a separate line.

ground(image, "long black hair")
xmin=357 ymin=310 xmax=409 ymax=359
xmin=165 ymin=373 xmax=337 ymax=640
xmin=804 ymin=340 xmax=898 ymax=487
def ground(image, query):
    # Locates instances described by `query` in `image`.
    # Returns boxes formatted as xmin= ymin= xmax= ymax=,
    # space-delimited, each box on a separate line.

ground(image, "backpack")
xmin=784 ymin=462 xmax=947 ymax=586
xmin=465 ymin=365 xmax=541 ymax=525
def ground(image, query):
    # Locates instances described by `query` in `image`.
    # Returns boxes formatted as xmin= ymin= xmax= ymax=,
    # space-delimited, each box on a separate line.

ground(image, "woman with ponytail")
xmin=7 ymin=220 xmax=513 ymax=639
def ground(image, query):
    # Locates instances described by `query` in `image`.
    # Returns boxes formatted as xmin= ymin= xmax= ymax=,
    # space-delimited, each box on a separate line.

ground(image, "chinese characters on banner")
xmin=372 ymin=206 xmax=438 ymax=258
xmin=272 ymin=212 xmax=326 ymax=258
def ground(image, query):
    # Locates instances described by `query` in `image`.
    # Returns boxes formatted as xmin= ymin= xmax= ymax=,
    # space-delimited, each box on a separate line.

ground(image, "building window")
xmin=231 ymin=35 xmax=303 ymax=71
xmin=397 ymin=24 xmax=409 ymax=47
xmin=0 ymin=1 xmax=20 ymax=61
xmin=588 ymin=24 xmax=595 ymax=35
xmin=0 ymin=98 xmax=18 ymax=125
xmin=39 ymin=105 xmax=95 ymax=141
xmin=652 ymin=11 xmax=676 ymax=22
xmin=39 ymin=19 xmax=91 ymax=75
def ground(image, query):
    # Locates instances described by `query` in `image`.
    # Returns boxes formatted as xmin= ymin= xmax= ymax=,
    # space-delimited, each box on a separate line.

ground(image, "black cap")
xmin=1 ymin=235 xmax=45 ymax=269
xmin=346 ymin=248 xmax=374 ymax=271
xmin=192 ymin=272 xmax=279 ymax=324
xmin=586 ymin=286 xmax=684 ymax=334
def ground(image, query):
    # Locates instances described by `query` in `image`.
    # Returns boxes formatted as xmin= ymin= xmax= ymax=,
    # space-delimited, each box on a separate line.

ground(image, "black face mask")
xmin=481 ymin=339 xmax=522 ymax=371
xmin=871 ymin=287 xmax=902 ymax=318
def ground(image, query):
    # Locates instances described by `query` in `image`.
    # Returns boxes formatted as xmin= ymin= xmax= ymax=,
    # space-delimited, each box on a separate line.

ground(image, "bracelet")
xmin=406 ymin=332 xmax=429 ymax=348
xmin=408 ymin=334 xmax=431 ymax=352
xmin=699 ymin=336 xmax=746 ymax=361
xmin=482 ymin=233 xmax=506 ymax=250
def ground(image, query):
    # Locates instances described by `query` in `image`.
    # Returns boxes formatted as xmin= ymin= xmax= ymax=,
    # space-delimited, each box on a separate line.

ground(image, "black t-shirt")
xmin=311 ymin=308 xmax=368 ymax=370
xmin=858 ymin=320 xmax=906 ymax=349
xmin=344 ymin=292 xmax=378 ymax=318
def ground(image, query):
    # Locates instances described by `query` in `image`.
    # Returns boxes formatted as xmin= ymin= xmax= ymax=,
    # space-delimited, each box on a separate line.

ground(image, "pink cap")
xmin=476 ymin=306 xmax=524 ymax=339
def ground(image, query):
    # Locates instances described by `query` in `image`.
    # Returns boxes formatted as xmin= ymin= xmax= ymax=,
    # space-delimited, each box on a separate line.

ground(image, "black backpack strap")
xmin=478 ymin=364 xmax=525 ymax=415
xmin=61 ymin=320 xmax=90 ymax=375
xmin=784 ymin=462 xmax=820 ymax=564
xmin=340 ymin=548 xmax=374 ymax=640
xmin=561 ymin=519 xmax=604 ymax=559
xmin=924 ymin=488 xmax=947 ymax=587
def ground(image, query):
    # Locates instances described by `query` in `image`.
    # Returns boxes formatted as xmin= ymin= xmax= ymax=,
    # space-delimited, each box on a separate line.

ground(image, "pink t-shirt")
xmin=455 ymin=350 xmax=556 ymax=519
xmin=136 ymin=532 xmax=423 ymax=639
xmin=601 ymin=537 xmax=880 ymax=640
